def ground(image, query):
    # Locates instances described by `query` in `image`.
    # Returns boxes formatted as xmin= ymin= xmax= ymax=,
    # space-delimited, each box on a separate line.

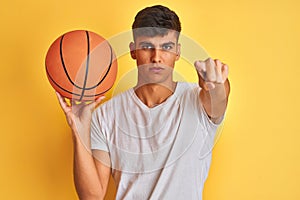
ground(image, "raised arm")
xmin=56 ymin=93 xmax=111 ymax=200
xmin=194 ymin=58 xmax=230 ymax=124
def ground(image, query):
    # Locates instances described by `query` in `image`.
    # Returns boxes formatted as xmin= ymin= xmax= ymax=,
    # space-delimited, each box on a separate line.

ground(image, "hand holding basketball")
xmin=56 ymin=92 xmax=104 ymax=148
xmin=194 ymin=58 xmax=229 ymax=91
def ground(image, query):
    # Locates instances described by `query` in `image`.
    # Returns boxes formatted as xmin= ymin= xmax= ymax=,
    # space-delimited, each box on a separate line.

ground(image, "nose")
xmin=151 ymin=48 xmax=162 ymax=63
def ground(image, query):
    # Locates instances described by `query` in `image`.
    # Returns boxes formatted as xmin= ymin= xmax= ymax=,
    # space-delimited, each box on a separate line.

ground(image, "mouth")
xmin=149 ymin=66 xmax=164 ymax=73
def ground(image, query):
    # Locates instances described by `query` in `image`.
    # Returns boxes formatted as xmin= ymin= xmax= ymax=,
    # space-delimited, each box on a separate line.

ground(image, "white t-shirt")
xmin=91 ymin=82 xmax=222 ymax=200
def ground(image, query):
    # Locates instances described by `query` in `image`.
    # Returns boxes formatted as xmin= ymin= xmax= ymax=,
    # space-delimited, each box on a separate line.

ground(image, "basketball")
xmin=45 ymin=30 xmax=118 ymax=101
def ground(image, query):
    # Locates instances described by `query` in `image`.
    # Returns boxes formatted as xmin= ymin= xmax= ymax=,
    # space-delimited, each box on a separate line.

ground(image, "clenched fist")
xmin=194 ymin=58 xmax=229 ymax=91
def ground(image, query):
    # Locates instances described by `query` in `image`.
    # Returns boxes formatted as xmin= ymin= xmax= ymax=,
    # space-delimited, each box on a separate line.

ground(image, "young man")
xmin=57 ymin=5 xmax=230 ymax=200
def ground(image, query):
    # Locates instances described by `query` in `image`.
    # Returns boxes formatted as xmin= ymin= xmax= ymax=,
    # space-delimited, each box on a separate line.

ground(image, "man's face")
xmin=130 ymin=31 xmax=181 ymax=85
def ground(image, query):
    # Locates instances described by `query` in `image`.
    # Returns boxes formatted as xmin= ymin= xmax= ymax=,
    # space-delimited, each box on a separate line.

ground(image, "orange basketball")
xmin=45 ymin=30 xmax=118 ymax=101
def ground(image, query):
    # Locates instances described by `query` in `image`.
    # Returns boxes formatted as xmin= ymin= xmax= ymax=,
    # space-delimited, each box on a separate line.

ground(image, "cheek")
xmin=165 ymin=54 xmax=178 ymax=66
xmin=136 ymin=56 xmax=148 ymax=66
xmin=136 ymin=52 xmax=150 ymax=62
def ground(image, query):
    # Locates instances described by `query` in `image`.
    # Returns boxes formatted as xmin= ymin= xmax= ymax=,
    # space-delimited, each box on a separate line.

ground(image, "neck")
xmin=134 ymin=82 xmax=177 ymax=108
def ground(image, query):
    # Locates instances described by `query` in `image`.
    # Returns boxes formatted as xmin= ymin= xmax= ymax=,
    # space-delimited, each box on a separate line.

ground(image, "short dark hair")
xmin=132 ymin=5 xmax=181 ymax=40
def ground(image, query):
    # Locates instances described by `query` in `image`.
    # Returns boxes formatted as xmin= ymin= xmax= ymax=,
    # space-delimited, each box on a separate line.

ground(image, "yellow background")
xmin=1 ymin=0 xmax=299 ymax=199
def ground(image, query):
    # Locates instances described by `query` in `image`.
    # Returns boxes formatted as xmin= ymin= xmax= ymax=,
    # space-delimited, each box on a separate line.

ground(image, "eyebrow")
xmin=137 ymin=41 xmax=176 ymax=47
xmin=138 ymin=41 xmax=154 ymax=47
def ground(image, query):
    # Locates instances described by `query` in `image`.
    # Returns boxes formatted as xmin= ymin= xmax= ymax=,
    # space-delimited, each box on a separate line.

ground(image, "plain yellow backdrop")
xmin=0 ymin=0 xmax=299 ymax=199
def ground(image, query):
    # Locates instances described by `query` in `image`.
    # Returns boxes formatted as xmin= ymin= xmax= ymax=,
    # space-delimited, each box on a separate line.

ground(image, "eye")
xmin=141 ymin=44 xmax=154 ymax=50
xmin=162 ymin=44 xmax=173 ymax=51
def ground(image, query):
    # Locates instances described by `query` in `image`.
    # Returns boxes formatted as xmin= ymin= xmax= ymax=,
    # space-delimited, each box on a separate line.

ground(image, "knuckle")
xmin=206 ymin=71 xmax=216 ymax=81
xmin=208 ymin=58 xmax=215 ymax=65
xmin=215 ymin=59 xmax=221 ymax=66
xmin=206 ymin=57 xmax=213 ymax=62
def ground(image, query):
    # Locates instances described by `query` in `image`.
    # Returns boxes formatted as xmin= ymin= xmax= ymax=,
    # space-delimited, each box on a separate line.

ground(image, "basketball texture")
xmin=45 ymin=30 xmax=118 ymax=101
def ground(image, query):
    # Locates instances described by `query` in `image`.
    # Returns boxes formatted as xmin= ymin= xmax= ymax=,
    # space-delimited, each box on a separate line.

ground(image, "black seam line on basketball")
xmin=78 ymin=31 xmax=90 ymax=101
xmin=81 ymin=86 xmax=113 ymax=97
xmin=78 ymin=42 xmax=114 ymax=90
xmin=59 ymin=33 xmax=113 ymax=91
xmin=46 ymin=66 xmax=111 ymax=97
xmin=45 ymin=65 xmax=81 ymax=97
xmin=60 ymin=34 xmax=88 ymax=89
xmin=92 ymin=44 xmax=114 ymax=88
xmin=59 ymin=35 xmax=81 ymax=89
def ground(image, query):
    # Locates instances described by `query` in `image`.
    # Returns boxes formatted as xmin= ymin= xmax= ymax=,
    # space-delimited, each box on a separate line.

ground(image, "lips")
xmin=149 ymin=66 xmax=164 ymax=73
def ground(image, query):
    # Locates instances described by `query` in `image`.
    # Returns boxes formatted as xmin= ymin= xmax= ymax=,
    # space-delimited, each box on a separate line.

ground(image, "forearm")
xmin=72 ymin=132 xmax=106 ymax=200
xmin=200 ymin=79 xmax=230 ymax=122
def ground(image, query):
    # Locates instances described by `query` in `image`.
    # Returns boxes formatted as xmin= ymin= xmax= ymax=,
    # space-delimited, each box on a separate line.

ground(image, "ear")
xmin=129 ymin=42 xmax=136 ymax=59
xmin=175 ymin=43 xmax=181 ymax=61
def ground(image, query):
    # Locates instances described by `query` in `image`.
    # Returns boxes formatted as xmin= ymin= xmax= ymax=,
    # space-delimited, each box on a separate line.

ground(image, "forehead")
xmin=135 ymin=31 xmax=178 ymax=45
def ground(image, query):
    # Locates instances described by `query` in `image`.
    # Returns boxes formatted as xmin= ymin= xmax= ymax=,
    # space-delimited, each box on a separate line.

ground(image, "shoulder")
xmin=94 ymin=88 xmax=133 ymax=113
xmin=177 ymin=82 xmax=199 ymax=91
xmin=175 ymin=82 xmax=200 ymax=98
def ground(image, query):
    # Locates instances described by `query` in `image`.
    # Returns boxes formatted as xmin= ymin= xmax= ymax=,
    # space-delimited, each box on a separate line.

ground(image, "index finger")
xmin=55 ymin=92 xmax=71 ymax=113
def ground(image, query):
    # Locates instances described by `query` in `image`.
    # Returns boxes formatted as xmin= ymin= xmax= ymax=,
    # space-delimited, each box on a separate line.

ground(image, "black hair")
xmin=132 ymin=5 xmax=181 ymax=39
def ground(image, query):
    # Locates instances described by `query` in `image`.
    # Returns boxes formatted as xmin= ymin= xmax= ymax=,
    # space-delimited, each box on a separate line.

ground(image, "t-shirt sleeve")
xmin=194 ymin=86 xmax=225 ymax=131
xmin=190 ymin=85 xmax=225 ymax=159
xmin=90 ymin=109 xmax=109 ymax=152
xmin=199 ymin=100 xmax=225 ymax=130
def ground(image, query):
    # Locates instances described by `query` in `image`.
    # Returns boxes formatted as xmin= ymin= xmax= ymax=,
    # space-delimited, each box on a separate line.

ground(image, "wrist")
xmin=72 ymin=130 xmax=92 ymax=153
